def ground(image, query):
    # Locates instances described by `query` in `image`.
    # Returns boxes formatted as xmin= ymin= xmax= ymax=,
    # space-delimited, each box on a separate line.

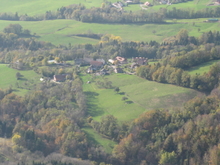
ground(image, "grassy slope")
xmin=0 ymin=0 xmax=115 ymax=16
xmin=81 ymin=73 xmax=202 ymax=152
xmin=82 ymin=74 xmax=201 ymax=122
xmin=0 ymin=0 xmax=215 ymax=15
xmin=0 ymin=19 xmax=219 ymax=45
xmin=0 ymin=64 xmax=41 ymax=95
xmin=82 ymin=127 xmax=116 ymax=153
xmin=187 ymin=60 xmax=220 ymax=75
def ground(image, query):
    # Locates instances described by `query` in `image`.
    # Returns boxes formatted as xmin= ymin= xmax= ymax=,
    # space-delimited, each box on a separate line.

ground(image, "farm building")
xmin=116 ymin=56 xmax=127 ymax=64
xmin=108 ymin=59 xmax=115 ymax=64
xmin=206 ymin=18 xmax=219 ymax=22
xmin=133 ymin=57 xmax=148 ymax=65
xmin=144 ymin=1 xmax=152 ymax=6
xmin=90 ymin=61 xmax=104 ymax=70
xmin=53 ymin=75 xmax=66 ymax=82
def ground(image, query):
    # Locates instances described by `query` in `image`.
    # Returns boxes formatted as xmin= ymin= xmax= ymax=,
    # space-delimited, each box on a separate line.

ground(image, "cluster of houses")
xmin=44 ymin=56 xmax=148 ymax=83
xmin=112 ymin=2 xmax=125 ymax=10
xmin=112 ymin=0 xmax=135 ymax=10
xmin=112 ymin=0 xmax=151 ymax=11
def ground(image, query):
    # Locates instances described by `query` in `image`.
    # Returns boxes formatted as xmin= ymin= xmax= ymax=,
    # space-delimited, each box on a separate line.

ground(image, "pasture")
xmin=82 ymin=73 xmax=201 ymax=122
xmin=0 ymin=64 xmax=41 ymax=95
xmin=0 ymin=0 xmax=215 ymax=15
xmin=0 ymin=0 xmax=115 ymax=16
xmin=0 ymin=18 xmax=219 ymax=46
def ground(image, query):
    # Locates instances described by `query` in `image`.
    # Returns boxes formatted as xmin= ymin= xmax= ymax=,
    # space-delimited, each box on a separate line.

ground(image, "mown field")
xmin=0 ymin=64 xmax=41 ymax=95
xmin=82 ymin=73 xmax=201 ymax=122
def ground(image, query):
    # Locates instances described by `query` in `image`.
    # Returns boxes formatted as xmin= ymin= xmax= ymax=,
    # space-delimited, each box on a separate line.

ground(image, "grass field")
xmin=82 ymin=73 xmax=201 ymax=122
xmin=0 ymin=0 xmax=116 ymax=16
xmin=0 ymin=64 xmax=41 ymax=95
xmin=0 ymin=0 xmax=215 ymax=15
xmin=0 ymin=18 xmax=219 ymax=46
xmin=187 ymin=60 xmax=220 ymax=75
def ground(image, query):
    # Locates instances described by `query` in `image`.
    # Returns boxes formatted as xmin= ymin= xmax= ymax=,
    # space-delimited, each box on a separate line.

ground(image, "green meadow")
xmin=0 ymin=18 xmax=219 ymax=45
xmin=0 ymin=64 xmax=41 ymax=95
xmin=0 ymin=0 xmax=216 ymax=16
xmin=82 ymin=73 xmax=201 ymax=122
xmin=187 ymin=60 xmax=220 ymax=75
xmin=0 ymin=0 xmax=115 ymax=16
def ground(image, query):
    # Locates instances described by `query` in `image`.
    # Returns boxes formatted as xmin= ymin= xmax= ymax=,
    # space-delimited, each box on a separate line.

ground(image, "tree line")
xmin=0 ymin=3 xmax=165 ymax=23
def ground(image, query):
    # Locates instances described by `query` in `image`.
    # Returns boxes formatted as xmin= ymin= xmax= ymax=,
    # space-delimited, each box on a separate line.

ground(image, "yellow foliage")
xmin=12 ymin=134 xmax=21 ymax=144
xmin=99 ymin=34 xmax=122 ymax=44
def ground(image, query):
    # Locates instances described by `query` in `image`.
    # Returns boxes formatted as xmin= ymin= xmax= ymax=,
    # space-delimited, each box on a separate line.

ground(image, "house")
xmin=133 ymin=57 xmax=148 ymax=65
xmin=12 ymin=60 xmax=24 ymax=70
xmin=90 ymin=61 xmax=104 ymax=70
xmin=144 ymin=1 xmax=152 ymax=6
xmin=116 ymin=56 xmax=127 ymax=64
xmin=126 ymin=0 xmax=133 ymax=3
xmin=53 ymin=75 xmax=66 ymax=82
xmin=114 ymin=68 xmax=123 ymax=73
xmin=96 ymin=58 xmax=105 ymax=64
xmin=206 ymin=18 xmax=219 ymax=22
xmin=108 ymin=59 xmax=115 ymax=64
xmin=48 ymin=60 xmax=57 ymax=64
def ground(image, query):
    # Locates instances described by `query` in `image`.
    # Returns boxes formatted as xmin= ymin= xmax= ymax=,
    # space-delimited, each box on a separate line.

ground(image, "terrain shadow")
xmin=84 ymin=91 xmax=104 ymax=117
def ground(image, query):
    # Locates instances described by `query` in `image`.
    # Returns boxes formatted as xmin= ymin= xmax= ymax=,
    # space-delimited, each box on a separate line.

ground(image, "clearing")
xmin=0 ymin=64 xmax=41 ymax=95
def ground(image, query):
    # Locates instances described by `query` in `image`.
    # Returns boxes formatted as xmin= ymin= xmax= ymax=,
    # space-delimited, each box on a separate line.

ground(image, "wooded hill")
xmin=0 ymin=0 xmax=220 ymax=165
xmin=0 ymin=21 xmax=219 ymax=164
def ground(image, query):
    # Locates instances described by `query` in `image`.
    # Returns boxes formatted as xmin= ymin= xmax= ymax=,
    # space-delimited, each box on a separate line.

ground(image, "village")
xmin=111 ymin=0 xmax=171 ymax=11
xmin=45 ymin=56 xmax=148 ymax=83
xmin=112 ymin=0 xmax=220 ymax=11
